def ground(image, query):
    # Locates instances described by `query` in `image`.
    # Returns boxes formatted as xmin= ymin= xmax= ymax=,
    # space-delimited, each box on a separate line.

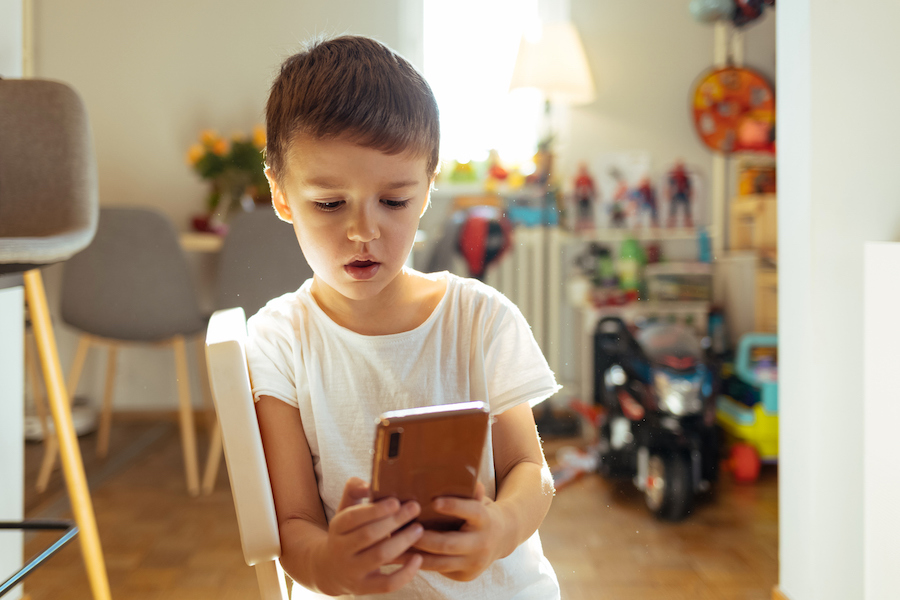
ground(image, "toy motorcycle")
xmin=593 ymin=317 xmax=719 ymax=521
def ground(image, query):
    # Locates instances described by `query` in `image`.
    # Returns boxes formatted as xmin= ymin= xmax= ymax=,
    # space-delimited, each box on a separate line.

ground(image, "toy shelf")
xmin=575 ymin=227 xmax=719 ymax=242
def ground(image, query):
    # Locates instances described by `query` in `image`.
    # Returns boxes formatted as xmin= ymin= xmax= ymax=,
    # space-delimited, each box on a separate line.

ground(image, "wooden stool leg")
xmin=23 ymin=269 xmax=111 ymax=600
xmin=67 ymin=335 xmax=92 ymax=400
xmin=201 ymin=420 xmax=223 ymax=495
xmin=194 ymin=335 xmax=215 ymax=428
xmin=25 ymin=333 xmax=57 ymax=493
xmin=95 ymin=345 xmax=117 ymax=459
xmin=24 ymin=333 xmax=50 ymax=440
xmin=36 ymin=334 xmax=91 ymax=491
xmin=173 ymin=335 xmax=200 ymax=496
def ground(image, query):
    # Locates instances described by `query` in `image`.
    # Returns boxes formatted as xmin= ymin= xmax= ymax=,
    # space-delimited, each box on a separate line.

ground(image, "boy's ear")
xmin=266 ymin=167 xmax=293 ymax=223
xmin=420 ymin=177 xmax=436 ymax=218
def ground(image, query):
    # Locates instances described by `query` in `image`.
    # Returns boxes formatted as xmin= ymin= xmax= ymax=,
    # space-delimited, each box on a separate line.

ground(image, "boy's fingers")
xmin=347 ymin=502 xmax=421 ymax=554
xmin=412 ymin=530 xmax=470 ymax=556
xmin=338 ymin=477 xmax=370 ymax=511
xmin=356 ymin=522 xmax=425 ymax=570
xmin=473 ymin=481 xmax=486 ymax=501
xmin=431 ymin=497 xmax=487 ymax=528
xmin=332 ymin=498 xmax=400 ymax=534
xmin=414 ymin=550 xmax=464 ymax=573
xmin=365 ymin=552 xmax=423 ymax=594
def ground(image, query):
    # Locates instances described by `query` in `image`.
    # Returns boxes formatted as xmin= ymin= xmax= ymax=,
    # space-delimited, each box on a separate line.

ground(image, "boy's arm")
xmin=490 ymin=401 xmax=555 ymax=558
xmin=413 ymin=401 xmax=553 ymax=579
xmin=256 ymin=396 xmax=424 ymax=596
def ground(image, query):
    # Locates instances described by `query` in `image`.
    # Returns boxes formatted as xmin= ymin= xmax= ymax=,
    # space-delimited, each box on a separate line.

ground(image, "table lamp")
xmin=509 ymin=21 xmax=596 ymax=106
xmin=509 ymin=21 xmax=595 ymax=185
xmin=508 ymin=22 xmax=594 ymax=437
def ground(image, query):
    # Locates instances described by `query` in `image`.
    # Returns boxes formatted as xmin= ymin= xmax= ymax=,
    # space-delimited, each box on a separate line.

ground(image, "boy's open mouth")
xmin=344 ymin=260 xmax=380 ymax=280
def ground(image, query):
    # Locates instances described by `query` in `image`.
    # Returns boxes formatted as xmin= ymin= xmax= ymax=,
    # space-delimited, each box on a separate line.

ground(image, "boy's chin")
xmin=316 ymin=273 xmax=397 ymax=303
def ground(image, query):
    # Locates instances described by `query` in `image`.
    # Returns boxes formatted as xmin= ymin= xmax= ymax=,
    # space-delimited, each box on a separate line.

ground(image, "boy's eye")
xmin=313 ymin=200 xmax=344 ymax=211
xmin=381 ymin=198 xmax=412 ymax=209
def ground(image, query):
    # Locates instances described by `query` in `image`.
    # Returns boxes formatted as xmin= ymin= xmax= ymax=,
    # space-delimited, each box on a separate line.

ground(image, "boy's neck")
xmin=310 ymin=269 xmax=446 ymax=336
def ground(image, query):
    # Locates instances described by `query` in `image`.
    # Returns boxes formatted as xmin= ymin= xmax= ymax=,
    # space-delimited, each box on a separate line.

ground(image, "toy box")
xmin=644 ymin=262 xmax=713 ymax=303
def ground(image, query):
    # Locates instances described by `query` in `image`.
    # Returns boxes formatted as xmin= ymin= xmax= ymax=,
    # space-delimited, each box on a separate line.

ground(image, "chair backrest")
xmin=205 ymin=308 xmax=288 ymax=600
xmin=215 ymin=207 xmax=313 ymax=317
xmin=60 ymin=207 xmax=206 ymax=341
xmin=0 ymin=78 xmax=98 ymax=272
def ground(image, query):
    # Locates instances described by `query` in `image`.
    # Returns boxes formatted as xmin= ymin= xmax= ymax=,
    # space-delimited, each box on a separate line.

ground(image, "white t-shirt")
xmin=246 ymin=272 xmax=562 ymax=599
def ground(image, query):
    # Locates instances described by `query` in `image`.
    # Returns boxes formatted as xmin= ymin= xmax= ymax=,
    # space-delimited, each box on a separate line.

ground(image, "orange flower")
xmin=252 ymin=124 xmax=266 ymax=149
xmin=212 ymin=138 xmax=229 ymax=156
xmin=200 ymin=129 xmax=220 ymax=147
xmin=186 ymin=143 xmax=205 ymax=166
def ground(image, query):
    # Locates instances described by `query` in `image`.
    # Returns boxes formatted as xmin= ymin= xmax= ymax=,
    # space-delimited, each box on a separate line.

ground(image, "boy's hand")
xmin=411 ymin=482 xmax=509 ymax=582
xmin=317 ymin=477 xmax=424 ymax=596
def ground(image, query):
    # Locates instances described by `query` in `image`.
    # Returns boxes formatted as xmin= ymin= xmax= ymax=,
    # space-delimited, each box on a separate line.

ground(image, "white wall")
xmin=778 ymin=1 xmax=900 ymax=599
xmin=863 ymin=243 xmax=900 ymax=600
xmin=0 ymin=286 xmax=24 ymax=600
xmin=0 ymin=0 xmax=23 ymax=77
xmin=566 ymin=1 xmax=774 ymax=209
xmin=33 ymin=0 xmax=411 ymax=228
xmin=32 ymin=0 xmax=411 ymax=411
xmin=1 ymin=2 xmax=25 ymax=597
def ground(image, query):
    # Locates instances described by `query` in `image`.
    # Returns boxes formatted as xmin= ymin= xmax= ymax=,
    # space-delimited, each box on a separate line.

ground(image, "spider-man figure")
xmin=667 ymin=162 xmax=693 ymax=228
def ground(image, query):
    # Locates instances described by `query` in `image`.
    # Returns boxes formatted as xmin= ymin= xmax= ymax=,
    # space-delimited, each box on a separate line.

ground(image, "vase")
xmin=207 ymin=189 xmax=255 ymax=233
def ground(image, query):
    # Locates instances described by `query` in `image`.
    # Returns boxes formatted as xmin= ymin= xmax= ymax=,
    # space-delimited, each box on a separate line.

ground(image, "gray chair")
xmin=200 ymin=206 xmax=312 ymax=493
xmin=214 ymin=206 xmax=313 ymax=317
xmin=0 ymin=78 xmax=111 ymax=598
xmin=59 ymin=207 xmax=206 ymax=497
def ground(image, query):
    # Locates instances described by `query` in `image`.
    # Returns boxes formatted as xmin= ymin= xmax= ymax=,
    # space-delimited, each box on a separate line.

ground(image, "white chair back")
xmin=205 ymin=308 xmax=288 ymax=600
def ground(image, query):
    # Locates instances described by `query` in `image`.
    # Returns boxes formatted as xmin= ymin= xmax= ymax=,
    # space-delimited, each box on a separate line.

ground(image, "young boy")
xmin=248 ymin=35 xmax=561 ymax=599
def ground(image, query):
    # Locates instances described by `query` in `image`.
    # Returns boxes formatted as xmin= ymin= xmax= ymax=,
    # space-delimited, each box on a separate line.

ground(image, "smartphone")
xmin=370 ymin=401 xmax=490 ymax=531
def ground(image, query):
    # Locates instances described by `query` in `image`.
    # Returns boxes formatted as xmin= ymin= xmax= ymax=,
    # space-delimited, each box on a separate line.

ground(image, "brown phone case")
xmin=370 ymin=401 xmax=489 ymax=531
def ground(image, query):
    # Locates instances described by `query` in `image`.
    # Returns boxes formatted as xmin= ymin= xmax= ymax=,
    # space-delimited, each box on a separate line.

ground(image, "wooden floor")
xmin=20 ymin=420 xmax=777 ymax=599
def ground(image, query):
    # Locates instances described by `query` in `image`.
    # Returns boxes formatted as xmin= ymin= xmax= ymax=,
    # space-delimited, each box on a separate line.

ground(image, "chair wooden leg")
xmin=201 ymin=420 xmax=223 ymax=496
xmin=196 ymin=334 xmax=223 ymax=495
xmin=36 ymin=334 xmax=91 ymax=492
xmin=27 ymin=333 xmax=57 ymax=493
xmin=24 ymin=333 xmax=49 ymax=438
xmin=67 ymin=334 xmax=92 ymax=401
xmin=23 ymin=269 xmax=111 ymax=600
xmin=95 ymin=345 xmax=117 ymax=459
xmin=194 ymin=335 xmax=215 ymax=427
xmin=173 ymin=335 xmax=200 ymax=496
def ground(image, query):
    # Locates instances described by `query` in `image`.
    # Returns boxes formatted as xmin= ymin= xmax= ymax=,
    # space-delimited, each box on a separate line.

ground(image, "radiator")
xmin=483 ymin=226 xmax=568 ymax=382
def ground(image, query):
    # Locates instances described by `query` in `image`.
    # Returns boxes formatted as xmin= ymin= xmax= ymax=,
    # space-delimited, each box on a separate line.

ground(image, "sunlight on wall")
xmin=423 ymin=0 xmax=543 ymax=167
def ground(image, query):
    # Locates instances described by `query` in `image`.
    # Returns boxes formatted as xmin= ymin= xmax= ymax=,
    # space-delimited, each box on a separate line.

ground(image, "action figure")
xmin=526 ymin=139 xmax=554 ymax=188
xmin=608 ymin=167 xmax=630 ymax=228
xmin=666 ymin=161 xmax=694 ymax=228
xmin=572 ymin=162 xmax=597 ymax=231
xmin=631 ymin=177 xmax=659 ymax=227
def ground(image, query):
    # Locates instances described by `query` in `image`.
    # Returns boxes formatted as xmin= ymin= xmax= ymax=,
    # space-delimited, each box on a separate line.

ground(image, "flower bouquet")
xmin=186 ymin=126 xmax=269 ymax=233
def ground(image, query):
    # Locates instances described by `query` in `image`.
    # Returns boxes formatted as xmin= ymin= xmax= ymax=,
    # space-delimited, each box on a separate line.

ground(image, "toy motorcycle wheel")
xmin=645 ymin=453 xmax=693 ymax=521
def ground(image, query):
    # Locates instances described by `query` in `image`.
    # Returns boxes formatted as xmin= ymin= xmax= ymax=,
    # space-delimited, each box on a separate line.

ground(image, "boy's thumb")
xmin=473 ymin=481 xmax=486 ymax=501
xmin=338 ymin=477 xmax=370 ymax=511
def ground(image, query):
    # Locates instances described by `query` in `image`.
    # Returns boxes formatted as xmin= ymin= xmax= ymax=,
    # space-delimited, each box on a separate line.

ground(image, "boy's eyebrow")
xmin=304 ymin=177 xmax=420 ymax=190
xmin=381 ymin=180 xmax=421 ymax=190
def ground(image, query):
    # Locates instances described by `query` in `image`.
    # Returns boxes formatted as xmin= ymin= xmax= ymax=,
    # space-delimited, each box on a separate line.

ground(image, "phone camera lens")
xmin=388 ymin=431 xmax=401 ymax=459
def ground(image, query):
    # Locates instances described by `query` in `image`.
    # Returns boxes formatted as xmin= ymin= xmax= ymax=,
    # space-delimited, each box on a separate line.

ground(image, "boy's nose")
xmin=347 ymin=206 xmax=379 ymax=243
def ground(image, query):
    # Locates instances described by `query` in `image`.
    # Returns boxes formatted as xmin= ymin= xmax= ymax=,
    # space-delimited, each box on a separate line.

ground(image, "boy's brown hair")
xmin=265 ymin=35 xmax=440 ymax=183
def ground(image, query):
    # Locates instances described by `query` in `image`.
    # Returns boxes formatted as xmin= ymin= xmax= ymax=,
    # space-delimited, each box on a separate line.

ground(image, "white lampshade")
xmin=509 ymin=21 xmax=596 ymax=106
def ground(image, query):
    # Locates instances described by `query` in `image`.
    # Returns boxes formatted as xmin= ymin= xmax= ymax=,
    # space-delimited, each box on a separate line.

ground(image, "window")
xmin=423 ymin=0 xmax=544 ymax=168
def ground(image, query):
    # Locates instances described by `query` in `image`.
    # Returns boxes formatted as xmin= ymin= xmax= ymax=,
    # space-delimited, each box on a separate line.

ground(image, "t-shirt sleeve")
xmin=245 ymin=308 xmax=300 ymax=408
xmin=484 ymin=297 xmax=562 ymax=415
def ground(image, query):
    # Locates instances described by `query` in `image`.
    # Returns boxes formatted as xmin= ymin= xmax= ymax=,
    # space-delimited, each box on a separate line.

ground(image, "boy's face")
xmin=268 ymin=134 xmax=432 ymax=306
